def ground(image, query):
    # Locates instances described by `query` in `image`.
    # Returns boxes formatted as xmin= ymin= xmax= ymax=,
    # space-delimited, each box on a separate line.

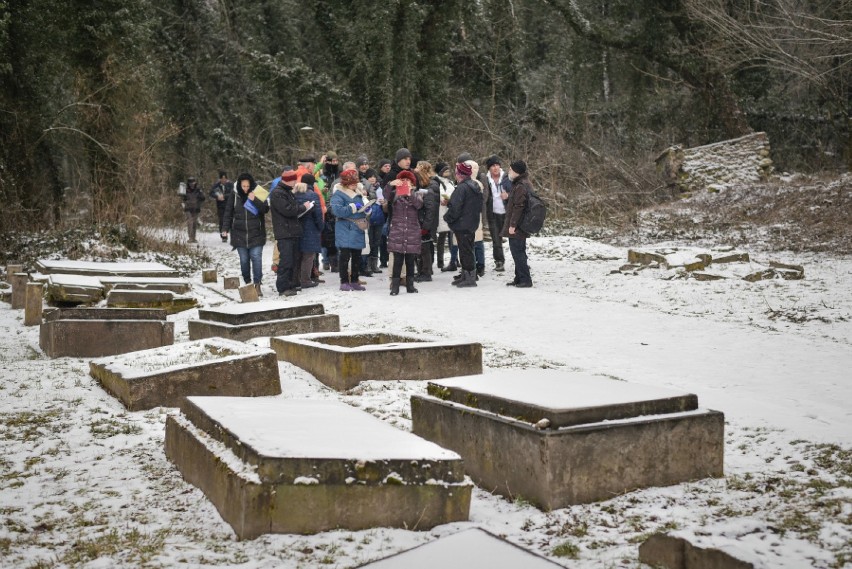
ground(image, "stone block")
xmin=99 ymin=276 xmax=191 ymax=294
xmin=202 ymin=268 xmax=218 ymax=283
xmin=639 ymin=533 xmax=755 ymax=569
xmin=106 ymin=289 xmax=197 ymax=314
xmin=270 ymin=332 xmax=483 ymax=391
xmin=90 ymin=338 xmax=281 ymax=411
xmin=412 ymin=371 xmax=724 ymax=510
xmin=239 ymin=284 xmax=259 ymax=303
xmin=10 ymin=272 xmax=28 ymax=309
xmin=39 ymin=308 xmax=173 ymax=358
xmin=24 ymin=283 xmax=44 ymax=326
xmin=6 ymin=264 xmax=23 ymax=283
xmin=189 ymin=302 xmax=338 ymax=341
xmin=45 ymin=274 xmax=104 ymax=305
xmin=628 ymin=249 xmax=667 ymax=265
xmin=35 ymin=259 xmax=179 ymax=277
xmin=355 ymin=528 xmax=563 ymax=568
xmin=165 ymin=397 xmax=472 ymax=538
xmin=223 ymin=276 xmax=240 ymax=289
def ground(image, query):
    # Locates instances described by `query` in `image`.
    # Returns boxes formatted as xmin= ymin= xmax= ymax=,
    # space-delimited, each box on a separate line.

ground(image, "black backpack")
xmin=518 ymin=190 xmax=547 ymax=234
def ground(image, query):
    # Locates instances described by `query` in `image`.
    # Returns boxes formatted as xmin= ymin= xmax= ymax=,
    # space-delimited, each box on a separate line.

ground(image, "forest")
xmin=0 ymin=0 xmax=849 ymax=234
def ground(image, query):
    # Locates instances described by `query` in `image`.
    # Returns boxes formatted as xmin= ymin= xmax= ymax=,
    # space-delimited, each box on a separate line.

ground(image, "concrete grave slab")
xmin=24 ymin=282 xmax=44 ymax=326
xmin=165 ymin=397 xmax=472 ymax=538
xmin=239 ymin=283 xmax=259 ymax=303
xmin=106 ymin=288 xmax=197 ymax=314
xmin=10 ymin=272 xmax=28 ymax=309
xmin=45 ymin=274 xmax=104 ymax=305
xmin=99 ymin=276 xmax=191 ymax=294
xmin=223 ymin=276 xmax=240 ymax=289
xmin=355 ymin=528 xmax=564 ymax=568
xmin=412 ymin=370 xmax=724 ymax=510
xmin=39 ymin=307 xmax=174 ymax=358
xmin=36 ymin=259 xmax=180 ymax=277
xmin=90 ymin=338 xmax=281 ymax=411
xmin=189 ymin=301 xmax=339 ymax=341
xmin=639 ymin=533 xmax=756 ymax=569
xmin=270 ymin=331 xmax=483 ymax=391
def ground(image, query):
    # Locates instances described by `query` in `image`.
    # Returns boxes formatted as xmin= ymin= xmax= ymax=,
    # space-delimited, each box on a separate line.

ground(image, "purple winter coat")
xmin=387 ymin=190 xmax=423 ymax=254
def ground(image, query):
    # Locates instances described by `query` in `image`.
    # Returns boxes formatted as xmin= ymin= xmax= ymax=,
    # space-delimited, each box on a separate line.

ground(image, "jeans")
xmin=236 ymin=245 xmax=264 ymax=284
xmin=488 ymin=213 xmax=506 ymax=263
xmin=509 ymin=237 xmax=531 ymax=284
xmin=474 ymin=240 xmax=485 ymax=269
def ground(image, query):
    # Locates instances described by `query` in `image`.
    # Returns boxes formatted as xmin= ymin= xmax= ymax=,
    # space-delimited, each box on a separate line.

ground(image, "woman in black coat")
xmin=222 ymin=173 xmax=270 ymax=294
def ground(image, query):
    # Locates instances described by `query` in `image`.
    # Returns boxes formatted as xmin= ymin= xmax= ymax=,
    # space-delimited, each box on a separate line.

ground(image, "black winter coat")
xmin=182 ymin=184 xmax=205 ymax=213
xmin=222 ymin=174 xmax=269 ymax=249
xmin=269 ymin=185 xmax=306 ymax=240
xmin=420 ymin=177 xmax=441 ymax=236
xmin=443 ymin=177 xmax=483 ymax=233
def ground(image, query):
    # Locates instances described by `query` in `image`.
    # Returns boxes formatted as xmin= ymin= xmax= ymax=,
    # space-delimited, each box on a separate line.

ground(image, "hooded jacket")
xmin=222 ymin=173 xmax=269 ymax=249
xmin=269 ymin=182 xmax=306 ymax=240
xmin=444 ymin=175 xmax=483 ymax=234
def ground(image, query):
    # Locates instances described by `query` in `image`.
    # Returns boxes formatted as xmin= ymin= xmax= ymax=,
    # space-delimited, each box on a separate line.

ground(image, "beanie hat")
xmin=282 ymin=170 xmax=298 ymax=184
xmin=395 ymin=148 xmax=412 ymax=162
xmin=486 ymin=155 xmax=501 ymax=168
xmin=364 ymin=168 xmax=378 ymax=180
xmin=355 ymin=155 xmax=369 ymax=168
xmin=340 ymin=169 xmax=359 ymax=186
xmin=298 ymin=155 xmax=316 ymax=164
xmin=435 ymin=162 xmax=449 ymax=177
xmin=326 ymin=151 xmax=338 ymax=161
xmin=456 ymin=162 xmax=472 ymax=177
xmin=510 ymin=160 xmax=527 ymax=175
xmin=396 ymin=170 xmax=417 ymax=185
xmin=377 ymin=159 xmax=392 ymax=169
xmin=457 ymin=152 xmax=473 ymax=163
xmin=302 ymin=173 xmax=316 ymax=187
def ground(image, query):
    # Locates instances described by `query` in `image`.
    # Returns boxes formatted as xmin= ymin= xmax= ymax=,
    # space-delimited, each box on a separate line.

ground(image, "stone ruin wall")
xmin=656 ymin=132 xmax=773 ymax=193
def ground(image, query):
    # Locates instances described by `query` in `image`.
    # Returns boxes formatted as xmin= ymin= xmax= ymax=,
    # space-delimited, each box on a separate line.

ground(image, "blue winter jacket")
xmin=330 ymin=188 xmax=367 ymax=250
xmin=300 ymin=189 xmax=324 ymax=253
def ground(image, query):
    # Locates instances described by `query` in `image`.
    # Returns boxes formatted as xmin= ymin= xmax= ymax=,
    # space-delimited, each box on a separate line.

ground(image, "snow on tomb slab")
xmin=355 ymin=528 xmax=563 ymax=569
xmin=185 ymin=396 xmax=461 ymax=462
xmin=36 ymin=259 xmax=179 ymax=277
xmin=46 ymin=273 xmax=104 ymax=289
xmin=429 ymin=369 xmax=698 ymax=428
xmin=197 ymin=301 xmax=325 ymax=325
xmin=95 ymin=337 xmax=272 ymax=380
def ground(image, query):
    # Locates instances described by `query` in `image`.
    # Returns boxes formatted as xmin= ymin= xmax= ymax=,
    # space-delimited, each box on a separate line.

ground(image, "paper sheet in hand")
xmin=356 ymin=199 xmax=376 ymax=214
xmin=253 ymin=185 xmax=269 ymax=201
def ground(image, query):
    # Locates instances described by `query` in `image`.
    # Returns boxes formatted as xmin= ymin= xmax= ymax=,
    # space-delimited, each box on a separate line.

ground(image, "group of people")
xmin=182 ymin=150 xmax=535 ymax=297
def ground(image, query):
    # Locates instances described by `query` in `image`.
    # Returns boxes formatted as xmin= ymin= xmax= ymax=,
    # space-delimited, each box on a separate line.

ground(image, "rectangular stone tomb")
xmin=411 ymin=370 xmax=724 ymax=510
xmin=45 ymin=274 xmax=104 ymax=305
xmin=36 ymin=259 xmax=180 ymax=277
xmin=39 ymin=307 xmax=174 ymax=358
xmin=270 ymin=332 xmax=483 ymax=391
xmin=99 ymin=276 xmax=191 ymax=294
xmin=165 ymin=397 xmax=472 ymax=538
xmin=90 ymin=338 xmax=281 ymax=411
xmin=106 ymin=289 xmax=197 ymax=314
xmin=188 ymin=301 xmax=339 ymax=341
xmin=355 ymin=528 xmax=563 ymax=568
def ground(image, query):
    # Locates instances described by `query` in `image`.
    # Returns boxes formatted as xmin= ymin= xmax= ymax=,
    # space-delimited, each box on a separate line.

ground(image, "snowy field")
xmin=1 ymin=228 xmax=850 ymax=568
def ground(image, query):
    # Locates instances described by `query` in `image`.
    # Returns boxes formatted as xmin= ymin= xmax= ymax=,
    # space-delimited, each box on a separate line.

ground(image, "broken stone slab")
xmin=0 ymin=282 xmax=10 ymax=303
xmin=202 ymin=268 xmax=218 ymax=283
xmin=106 ymin=289 xmax=197 ymax=314
xmin=10 ymin=272 xmax=28 ymax=309
xmin=24 ymin=282 xmax=44 ymax=326
xmin=99 ymin=276 xmax=192 ymax=294
xmin=239 ymin=284 xmax=259 ymax=303
xmin=270 ymin=331 xmax=483 ymax=391
xmin=45 ymin=274 xmax=105 ymax=305
xmin=412 ymin=370 xmax=724 ymax=510
xmin=35 ymin=259 xmax=180 ymax=278
xmin=90 ymin=338 xmax=281 ymax=411
xmin=639 ymin=533 xmax=755 ymax=569
xmin=692 ymin=272 xmax=726 ymax=282
xmin=189 ymin=302 xmax=338 ymax=342
xmin=712 ymin=253 xmax=750 ymax=264
xmin=164 ymin=397 xmax=472 ymax=538
xmin=628 ymin=249 xmax=667 ymax=265
xmin=39 ymin=308 xmax=174 ymax=358
xmin=355 ymin=528 xmax=564 ymax=568
xmin=223 ymin=276 xmax=240 ymax=289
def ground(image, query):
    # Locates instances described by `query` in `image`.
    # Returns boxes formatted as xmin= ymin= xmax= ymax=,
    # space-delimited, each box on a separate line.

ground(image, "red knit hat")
xmin=396 ymin=170 xmax=417 ymax=185
xmin=456 ymin=162 xmax=472 ymax=177
xmin=340 ymin=169 xmax=359 ymax=186
xmin=282 ymin=170 xmax=298 ymax=184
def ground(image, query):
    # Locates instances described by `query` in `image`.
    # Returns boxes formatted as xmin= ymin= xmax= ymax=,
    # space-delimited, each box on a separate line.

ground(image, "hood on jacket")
xmin=235 ymin=173 xmax=256 ymax=201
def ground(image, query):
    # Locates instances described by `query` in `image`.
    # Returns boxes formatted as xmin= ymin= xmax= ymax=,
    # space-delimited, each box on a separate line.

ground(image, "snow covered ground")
xmin=1 ymin=227 xmax=849 ymax=568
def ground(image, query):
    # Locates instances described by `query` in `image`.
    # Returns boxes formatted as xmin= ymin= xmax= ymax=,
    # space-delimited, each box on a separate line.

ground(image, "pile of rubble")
xmin=615 ymin=247 xmax=804 ymax=282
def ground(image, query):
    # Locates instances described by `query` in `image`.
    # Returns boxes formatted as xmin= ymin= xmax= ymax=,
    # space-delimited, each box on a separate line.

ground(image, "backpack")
xmin=369 ymin=202 xmax=385 ymax=226
xmin=518 ymin=190 xmax=547 ymax=235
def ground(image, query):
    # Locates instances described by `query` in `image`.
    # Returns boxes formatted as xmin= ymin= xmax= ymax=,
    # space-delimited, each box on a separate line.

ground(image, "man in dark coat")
xmin=502 ymin=160 xmax=533 ymax=288
xmin=181 ymin=176 xmax=205 ymax=243
xmin=270 ymin=170 xmax=313 ymax=296
xmin=209 ymin=170 xmax=233 ymax=241
xmin=382 ymin=148 xmax=413 ymax=188
xmin=443 ymin=161 xmax=483 ymax=288
xmin=484 ymin=155 xmax=511 ymax=272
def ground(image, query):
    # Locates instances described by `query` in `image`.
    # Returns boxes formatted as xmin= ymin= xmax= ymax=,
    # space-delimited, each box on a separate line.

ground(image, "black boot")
xmin=441 ymin=261 xmax=458 ymax=272
xmin=476 ymin=264 xmax=485 ymax=278
xmin=457 ymin=270 xmax=478 ymax=287
xmin=390 ymin=278 xmax=400 ymax=296
xmin=370 ymin=257 xmax=382 ymax=274
xmin=406 ymin=279 xmax=419 ymax=293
